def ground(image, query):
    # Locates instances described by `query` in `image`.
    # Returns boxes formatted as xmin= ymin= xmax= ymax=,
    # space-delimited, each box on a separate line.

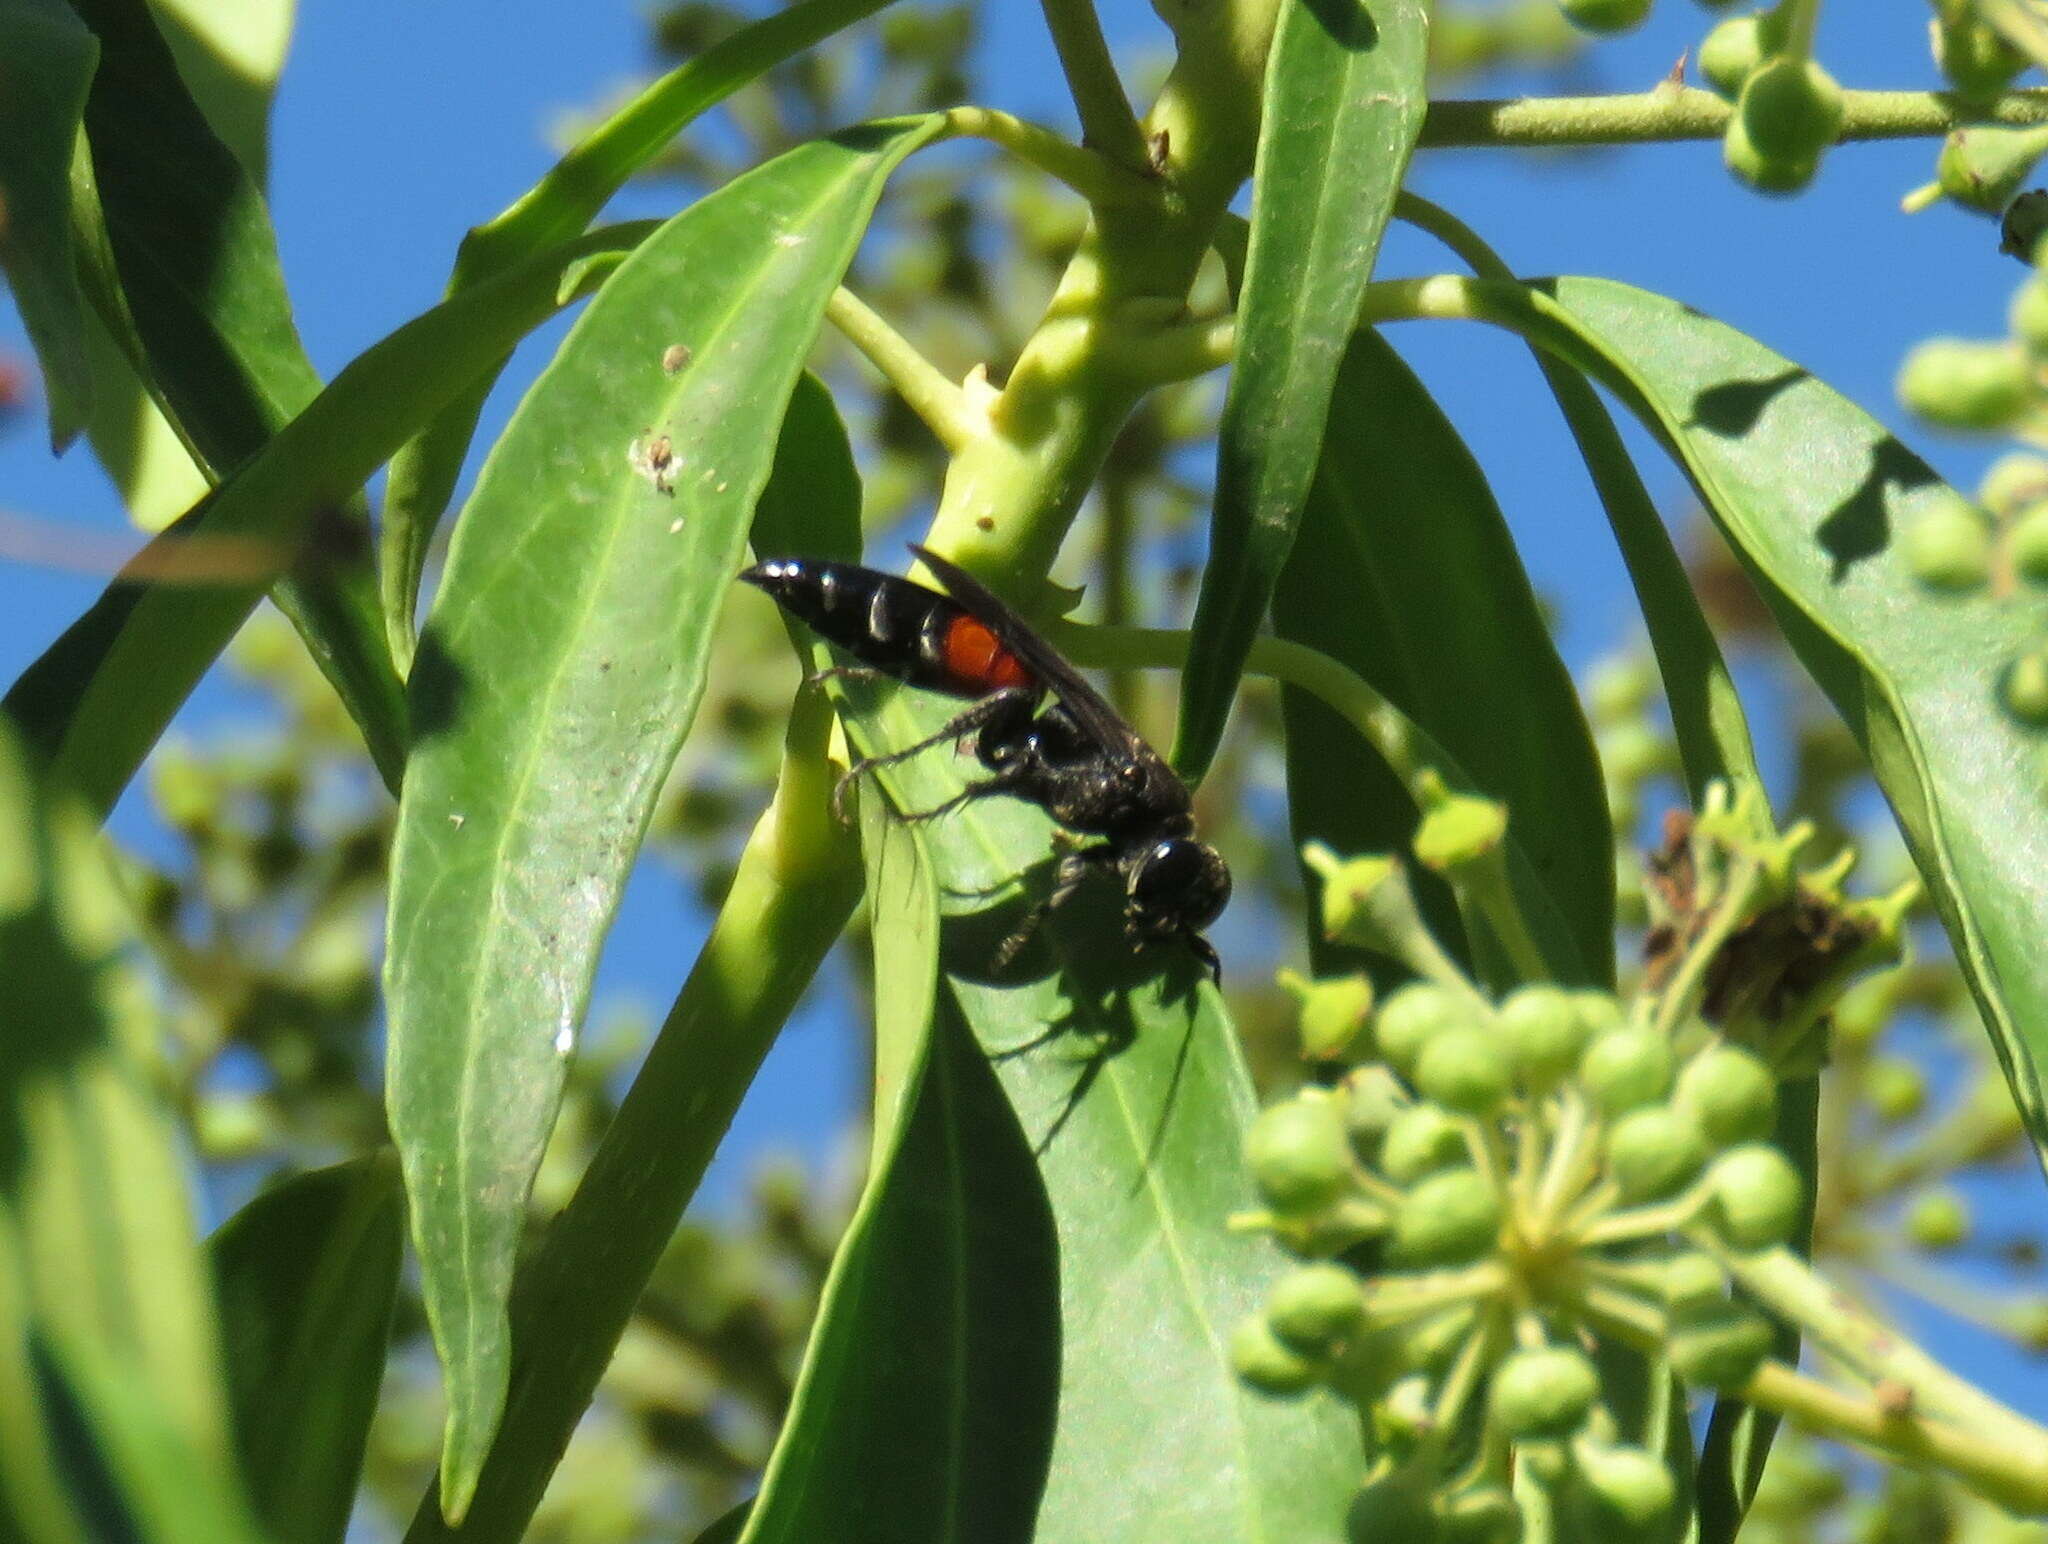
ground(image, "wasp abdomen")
xmin=740 ymin=557 xmax=1037 ymax=700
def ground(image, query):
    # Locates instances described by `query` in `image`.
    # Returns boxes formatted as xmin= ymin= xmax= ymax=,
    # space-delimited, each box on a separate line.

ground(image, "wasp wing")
xmin=908 ymin=545 xmax=1193 ymax=807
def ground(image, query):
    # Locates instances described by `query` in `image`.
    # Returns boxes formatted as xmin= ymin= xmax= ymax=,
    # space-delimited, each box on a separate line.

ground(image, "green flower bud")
xmin=1415 ymin=1027 xmax=1513 ymax=1116
xmin=2000 ymin=645 xmax=2048 ymax=726
xmin=1933 ymin=16 xmax=2028 ymax=104
xmin=1285 ymin=970 xmax=1376 ymax=1062
xmin=2013 ymin=278 xmax=2048 ymax=359
xmin=1302 ymin=844 xmax=1400 ymax=949
xmin=1341 ymin=1066 xmax=1407 ymax=1147
xmin=1675 ymin=1045 xmax=1779 ymax=1144
xmin=1489 ymin=1346 xmax=1602 ymax=1439
xmin=1979 ymin=451 xmax=2048 ymax=518
xmin=1380 ymin=1103 xmax=1470 ymax=1184
xmin=1606 ymin=1105 xmax=1709 ymax=1201
xmin=1375 ymin=981 xmax=1481 ymax=1075
xmin=1438 ymin=1488 xmax=1520 ymax=1544
xmin=1557 ymin=0 xmax=1653 ymax=35
xmin=149 ymin=742 xmax=221 ymax=830
xmin=1897 ymin=341 xmax=2032 ymax=433
xmin=1938 ymin=124 xmax=2048 ymax=214
xmin=1662 ymin=1250 xmax=1728 ymax=1315
xmin=1501 ymin=985 xmax=1593 ymax=1093
xmin=1413 ymin=778 xmax=1510 ymax=873
xmin=1669 ymin=1303 xmax=1776 ymax=1389
xmin=1587 ymin=655 xmax=1657 ymax=725
xmin=1571 ymin=990 xmax=1627 ymax=1038
xmin=2009 ymin=1293 xmax=2048 ymax=1352
xmin=1903 ymin=1186 xmax=1971 ymax=1251
xmin=1247 ymin=1096 xmax=1354 ymax=1216
xmin=2004 ymin=189 xmax=2048 ymax=260
xmin=1865 ymin=1056 xmax=1928 ymax=1123
xmin=1724 ymin=110 xmax=1819 ymax=195
xmin=194 ymin=1091 xmax=277 ymax=1161
xmin=1345 ymin=1469 xmax=1436 ymax=1542
xmin=2010 ymin=506 xmax=2048 ymax=584
xmin=1597 ymin=720 xmax=1670 ymax=785
xmin=1738 ymin=57 xmax=1844 ymax=164
xmin=1698 ymin=14 xmax=1770 ymax=99
xmin=1390 ymin=1168 xmax=1502 ymax=1267
xmin=1232 ymin=1314 xmax=1321 ymax=1395
xmin=1901 ymin=494 xmax=1996 ymax=591
xmin=1518 ymin=1439 xmax=1570 ymax=1485
xmin=1570 ymin=1444 xmax=1678 ymax=1539
xmin=1707 ymin=1143 xmax=1806 ymax=1249
xmin=1580 ymin=1027 xmax=1674 ymax=1114
xmin=1268 ymin=1262 xmax=1367 ymax=1352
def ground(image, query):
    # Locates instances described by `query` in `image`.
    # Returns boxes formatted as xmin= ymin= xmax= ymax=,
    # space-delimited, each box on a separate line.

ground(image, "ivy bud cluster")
xmin=1231 ymin=783 xmax=1971 ymax=1540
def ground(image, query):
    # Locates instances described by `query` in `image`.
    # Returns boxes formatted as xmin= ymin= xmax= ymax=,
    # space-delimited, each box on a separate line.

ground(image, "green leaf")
xmin=385 ymin=118 xmax=948 ymax=1505
xmin=65 ymin=0 xmax=402 ymax=768
xmin=1425 ymin=272 xmax=2048 ymax=1167
xmin=210 ymin=1154 xmax=404 ymax=1544
xmin=4 ymin=221 xmax=655 ymax=819
xmin=27 ymin=1323 xmax=269 ymax=1544
xmin=397 ymin=375 xmax=863 ymax=1544
xmin=79 ymin=0 xmax=293 ymax=534
xmin=381 ymin=0 xmax=900 ymax=669
xmin=0 ymin=0 xmax=98 ymax=448
xmin=0 ymin=717 xmax=249 ymax=1538
xmin=1278 ymin=327 xmax=1611 ymax=987
xmin=840 ymin=675 xmax=1364 ymax=1542
xmin=736 ymin=789 xmax=1059 ymax=1544
xmin=1175 ymin=0 xmax=1428 ymax=782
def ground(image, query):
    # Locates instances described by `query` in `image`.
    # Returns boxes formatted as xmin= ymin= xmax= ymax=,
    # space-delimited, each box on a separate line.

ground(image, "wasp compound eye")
xmin=1129 ymin=839 xmax=1231 ymax=933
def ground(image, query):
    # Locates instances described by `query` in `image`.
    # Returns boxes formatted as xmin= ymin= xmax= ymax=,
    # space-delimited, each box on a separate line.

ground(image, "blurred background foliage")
xmin=0 ymin=0 xmax=2042 ymax=1537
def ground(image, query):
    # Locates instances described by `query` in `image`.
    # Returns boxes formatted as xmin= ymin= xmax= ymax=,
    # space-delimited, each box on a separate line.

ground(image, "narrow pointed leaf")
xmin=382 ymin=0 xmax=899 ymax=665
xmin=843 ymin=675 xmax=1363 ymax=1542
xmin=4 ymin=221 xmax=654 ymax=818
xmin=385 ymin=119 xmax=943 ymax=1521
xmin=1175 ymin=0 xmax=1428 ymax=781
xmin=1278 ymin=328 xmax=1611 ymax=986
xmin=736 ymin=794 xmax=1058 ymax=1544
xmin=65 ymin=0 xmax=400 ymax=768
xmin=0 ymin=718 xmax=250 ymax=1536
xmin=0 ymin=0 xmax=98 ymax=447
xmin=211 ymin=1155 xmax=405 ymax=1544
xmin=1425 ymin=273 xmax=2048 ymax=1170
xmin=399 ymin=375 xmax=865 ymax=1544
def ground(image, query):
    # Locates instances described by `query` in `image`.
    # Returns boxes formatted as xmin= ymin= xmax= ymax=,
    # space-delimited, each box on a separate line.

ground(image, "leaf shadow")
xmin=1686 ymin=368 xmax=1939 ymax=583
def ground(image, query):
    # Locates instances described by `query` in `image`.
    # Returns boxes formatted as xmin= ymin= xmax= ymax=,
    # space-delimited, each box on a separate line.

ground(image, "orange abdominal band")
xmin=939 ymin=614 xmax=1033 ymax=694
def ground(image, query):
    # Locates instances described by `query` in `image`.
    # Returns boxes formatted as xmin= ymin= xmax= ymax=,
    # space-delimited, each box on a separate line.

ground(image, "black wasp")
xmin=739 ymin=544 xmax=1230 ymax=982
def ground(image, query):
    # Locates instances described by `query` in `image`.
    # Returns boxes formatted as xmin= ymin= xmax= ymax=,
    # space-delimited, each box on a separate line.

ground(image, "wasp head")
xmin=1124 ymin=837 xmax=1231 ymax=940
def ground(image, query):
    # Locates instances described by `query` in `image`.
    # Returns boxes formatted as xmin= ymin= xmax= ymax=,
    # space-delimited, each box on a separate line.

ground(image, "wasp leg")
xmin=1186 ymin=932 xmax=1222 ymax=988
xmin=897 ymin=770 xmax=1025 ymax=824
xmin=807 ymin=664 xmax=889 ymax=689
xmin=993 ymin=844 xmax=1116 ymax=972
xmin=830 ymin=690 xmax=1035 ymax=823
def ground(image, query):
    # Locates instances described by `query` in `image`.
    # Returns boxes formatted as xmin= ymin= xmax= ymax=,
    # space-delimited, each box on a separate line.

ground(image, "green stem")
xmin=940 ymin=105 xmax=1158 ymax=210
xmin=1417 ymin=86 xmax=2048 ymax=149
xmin=1780 ymin=0 xmax=1821 ymax=60
xmin=1048 ymin=619 xmax=1438 ymax=793
xmin=1699 ymin=1240 xmax=2048 ymax=1451
xmin=1739 ymin=1360 xmax=2048 ymax=1514
xmin=1460 ymin=852 xmax=1549 ymax=984
xmin=1036 ymin=0 xmax=1150 ymax=172
xmin=824 ymin=288 xmax=977 ymax=452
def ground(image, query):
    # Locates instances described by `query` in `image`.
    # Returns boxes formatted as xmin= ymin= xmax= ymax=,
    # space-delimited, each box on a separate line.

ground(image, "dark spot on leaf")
xmin=1687 ymin=369 xmax=1805 ymax=438
xmin=1297 ymin=0 xmax=1378 ymax=49
xmin=407 ymin=628 xmax=470 ymax=744
xmin=1818 ymin=437 xmax=1937 ymax=583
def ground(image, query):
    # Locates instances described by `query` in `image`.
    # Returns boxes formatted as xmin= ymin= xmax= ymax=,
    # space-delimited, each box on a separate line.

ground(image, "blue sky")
xmin=2 ymin=0 xmax=2042 ymax=1416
